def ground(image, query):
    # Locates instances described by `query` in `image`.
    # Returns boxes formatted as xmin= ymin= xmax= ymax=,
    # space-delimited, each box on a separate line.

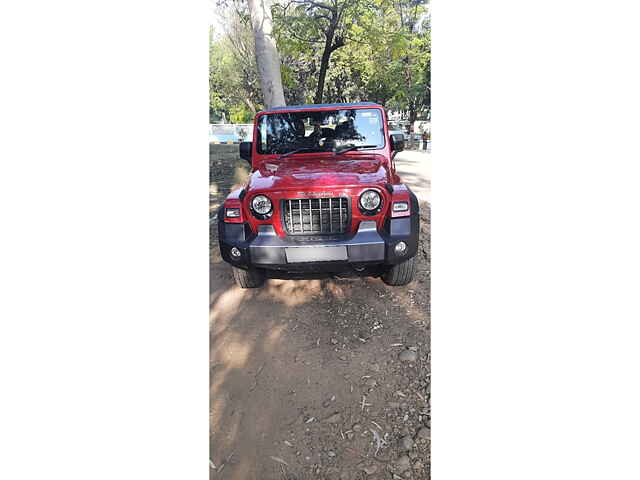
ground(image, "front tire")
xmin=232 ymin=266 xmax=265 ymax=288
xmin=382 ymin=256 xmax=416 ymax=286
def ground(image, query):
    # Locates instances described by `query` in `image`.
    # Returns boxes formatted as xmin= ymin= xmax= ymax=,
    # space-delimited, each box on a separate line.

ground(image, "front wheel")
xmin=381 ymin=256 xmax=416 ymax=286
xmin=232 ymin=266 xmax=265 ymax=288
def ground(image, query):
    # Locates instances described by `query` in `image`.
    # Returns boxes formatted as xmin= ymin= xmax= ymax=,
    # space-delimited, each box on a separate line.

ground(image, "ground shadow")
xmin=210 ymin=146 xmax=431 ymax=480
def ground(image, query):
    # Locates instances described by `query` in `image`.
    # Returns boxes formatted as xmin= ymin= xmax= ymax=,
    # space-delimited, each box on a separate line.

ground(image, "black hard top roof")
xmin=262 ymin=102 xmax=382 ymax=113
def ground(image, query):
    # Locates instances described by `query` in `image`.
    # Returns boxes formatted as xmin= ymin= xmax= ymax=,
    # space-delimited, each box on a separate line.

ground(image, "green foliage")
xmin=209 ymin=11 xmax=263 ymax=121
xmin=229 ymin=104 xmax=253 ymax=123
xmin=210 ymin=0 xmax=430 ymax=122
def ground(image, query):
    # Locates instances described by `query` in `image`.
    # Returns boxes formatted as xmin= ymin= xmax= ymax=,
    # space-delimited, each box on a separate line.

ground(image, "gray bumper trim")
xmin=250 ymin=221 xmax=385 ymax=265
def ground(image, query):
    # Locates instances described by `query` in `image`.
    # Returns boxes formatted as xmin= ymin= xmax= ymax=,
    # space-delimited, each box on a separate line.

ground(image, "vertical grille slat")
xmin=298 ymin=199 xmax=303 ymax=232
xmin=283 ymin=197 xmax=348 ymax=235
xmin=288 ymin=200 xmax=293 ymax=233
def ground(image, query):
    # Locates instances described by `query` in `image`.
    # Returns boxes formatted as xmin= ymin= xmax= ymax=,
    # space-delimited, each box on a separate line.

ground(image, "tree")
xmin=222 ymin=9 xmax=263 ymax=114
xmin=246 ymin=0 xmax=287 ymax=107
xmin=320 ymin=0 xmax=408 ymax=106
xmin=392 ymin=0 xmax=430 ymax=124
xmin=273 ymin=0 xmax=429 ymax=112
xmin=275 ymin=0 xmax=358 ymax=104
xmin=210 ymin=21 xmax=262 ymax=122
xmin=210 ymin=0 xmax=430 ymax=119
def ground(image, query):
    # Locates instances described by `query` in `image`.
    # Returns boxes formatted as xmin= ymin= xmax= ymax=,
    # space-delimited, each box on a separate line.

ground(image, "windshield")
xmin=257 ymin=108 xmax=385 ymax=155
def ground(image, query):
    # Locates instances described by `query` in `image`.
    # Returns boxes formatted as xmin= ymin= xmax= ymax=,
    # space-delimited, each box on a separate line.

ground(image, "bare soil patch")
xmin=210 ymin=144 xmax=430 ymax=480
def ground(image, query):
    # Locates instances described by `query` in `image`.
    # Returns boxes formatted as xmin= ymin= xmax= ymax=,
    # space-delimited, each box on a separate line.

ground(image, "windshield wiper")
xmin=277 ymin=147 xmax=316 ymax=160
xmin=333 ymin=144 xmax=379 ymax=156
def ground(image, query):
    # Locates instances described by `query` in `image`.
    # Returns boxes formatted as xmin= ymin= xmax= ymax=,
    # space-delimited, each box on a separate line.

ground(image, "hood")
xmin=247 ymin=154 xmax=391 ymax=192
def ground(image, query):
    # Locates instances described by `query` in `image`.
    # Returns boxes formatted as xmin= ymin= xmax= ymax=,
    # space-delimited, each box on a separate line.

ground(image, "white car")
xmin=388 ymin=123 xmax=410 ymax=142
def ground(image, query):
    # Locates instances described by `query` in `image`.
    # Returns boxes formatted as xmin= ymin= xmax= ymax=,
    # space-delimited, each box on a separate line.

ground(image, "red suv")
xmin=217 ymin=102 xmax=419 ymax=288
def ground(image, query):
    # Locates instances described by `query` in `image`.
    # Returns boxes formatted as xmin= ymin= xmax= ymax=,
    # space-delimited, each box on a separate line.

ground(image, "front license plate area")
xmin=285 ymin=245 xmax=348 ymax=263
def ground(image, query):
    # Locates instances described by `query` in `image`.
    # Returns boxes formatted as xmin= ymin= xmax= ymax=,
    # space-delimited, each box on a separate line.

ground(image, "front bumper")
xmin=219 ymin=209 xmax=419 ymax=272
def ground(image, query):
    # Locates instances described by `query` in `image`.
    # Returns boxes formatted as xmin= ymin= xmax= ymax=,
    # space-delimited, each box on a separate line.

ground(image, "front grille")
xmin=282 ymin=197 xmax=349 ymax=235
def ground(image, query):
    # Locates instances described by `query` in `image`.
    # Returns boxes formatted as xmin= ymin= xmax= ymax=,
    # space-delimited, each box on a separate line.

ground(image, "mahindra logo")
xmin=301 ymin=235 xmax=342 ymax=241
xmin=296 ymin=192 xmax=333 ymax=196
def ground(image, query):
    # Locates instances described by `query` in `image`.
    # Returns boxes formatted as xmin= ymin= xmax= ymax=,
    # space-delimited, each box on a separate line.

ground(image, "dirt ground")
xmin=210 ymin=145 xmax=431 ymax=480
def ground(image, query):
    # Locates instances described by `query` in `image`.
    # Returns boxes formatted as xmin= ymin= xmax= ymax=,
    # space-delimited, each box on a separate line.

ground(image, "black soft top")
xmin=261 ymin=102 xmax=382 ymax=114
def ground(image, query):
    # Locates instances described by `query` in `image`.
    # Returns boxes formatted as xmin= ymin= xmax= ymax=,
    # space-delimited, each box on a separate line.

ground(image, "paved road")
xmin=393 ymin=149 xmax=431 ymax=204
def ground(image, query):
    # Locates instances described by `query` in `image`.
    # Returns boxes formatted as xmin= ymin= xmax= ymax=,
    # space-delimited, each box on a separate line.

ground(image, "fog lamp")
xmin=230 ymin=247 xmax=241 ymax=258
xmin=395 ymin=241 xmax=407 ymax=255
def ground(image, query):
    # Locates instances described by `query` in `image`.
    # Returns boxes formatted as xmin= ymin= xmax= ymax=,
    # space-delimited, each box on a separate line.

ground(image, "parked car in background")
xmin=218 ymin=102 xmax=420 ymax=288
xmin=388 ymin=122 xmax=410 ymax=142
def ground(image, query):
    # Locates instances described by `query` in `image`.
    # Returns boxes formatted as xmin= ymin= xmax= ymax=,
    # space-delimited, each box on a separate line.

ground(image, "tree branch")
xmin=313 ymin=13 xmax=332 ymax=21
xmin=292 ymin=0 xmax=336 ymax=12
xmin=330 ymin=35 xmax=345 ymax=52
xmin=288 ymin=29 xmax=324 ymax=44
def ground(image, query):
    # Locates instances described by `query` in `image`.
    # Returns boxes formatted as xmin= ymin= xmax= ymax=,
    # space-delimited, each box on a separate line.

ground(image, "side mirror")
xmin=390 ymin=133 xmax=405 ymax=152
xmin=239 ymin=141 xmax=252 ymax=164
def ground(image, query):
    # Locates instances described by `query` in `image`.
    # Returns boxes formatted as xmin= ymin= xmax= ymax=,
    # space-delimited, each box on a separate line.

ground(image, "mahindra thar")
xmin=217 ymin=102 xmax=419 ymax=288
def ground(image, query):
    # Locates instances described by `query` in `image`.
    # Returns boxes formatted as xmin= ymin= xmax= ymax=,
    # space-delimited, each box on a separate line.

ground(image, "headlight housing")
xmin=359 ymin=189 xmax=382 ymax=212
xmin=251 ymin=195 xmax=272 ymax=216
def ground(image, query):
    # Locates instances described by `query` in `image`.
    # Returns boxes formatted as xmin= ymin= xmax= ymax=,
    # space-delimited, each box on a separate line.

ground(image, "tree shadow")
xmin=210 ymin=258 xmax=430 ymax=479
xmin=210 ymin=149 xmax=431 ymax=480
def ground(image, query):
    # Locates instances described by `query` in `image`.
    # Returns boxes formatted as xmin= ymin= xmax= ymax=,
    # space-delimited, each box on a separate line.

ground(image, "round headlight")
xmin=251 ymin=195 xmax=272 ymax=215
xmin=359 ymin=190 xmax=382 ymax=211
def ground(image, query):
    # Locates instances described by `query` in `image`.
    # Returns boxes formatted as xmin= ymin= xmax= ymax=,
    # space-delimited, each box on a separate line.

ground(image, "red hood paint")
xmin=247 ymin=154 xmax=390 ymax=192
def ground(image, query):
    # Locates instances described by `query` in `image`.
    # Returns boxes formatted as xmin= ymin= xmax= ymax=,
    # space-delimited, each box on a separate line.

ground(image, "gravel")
xmin=361 ymin=463 xmax=378 ymax=475
xmin=396 ymin=455 xmax=411 ymax=473
xmin=399 ymin=435 xmax=415 ymax=451
xmin=399 ymin=349 xmax=418 ymax=362
xmin=417 ymin=426 xmax=430 ymax=440
xmin=324 ymin=412 xmax=342 ymax=424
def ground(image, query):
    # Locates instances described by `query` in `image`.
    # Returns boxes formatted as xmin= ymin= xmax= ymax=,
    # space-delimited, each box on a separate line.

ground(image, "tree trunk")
xmin=314 ymin=35 xmax=346 ymax=104
xmin=409 ymin=103 xmax=417 ymax=127
xmin=314 ymin=13 xmax=344 ymax=105
xmin=314 ymin=39 xmax=333 ymax=104
xmin=247 ymin=0 xmax=286 ymax=108
xmin=243 ymin=97 xmax=257 ymax=114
